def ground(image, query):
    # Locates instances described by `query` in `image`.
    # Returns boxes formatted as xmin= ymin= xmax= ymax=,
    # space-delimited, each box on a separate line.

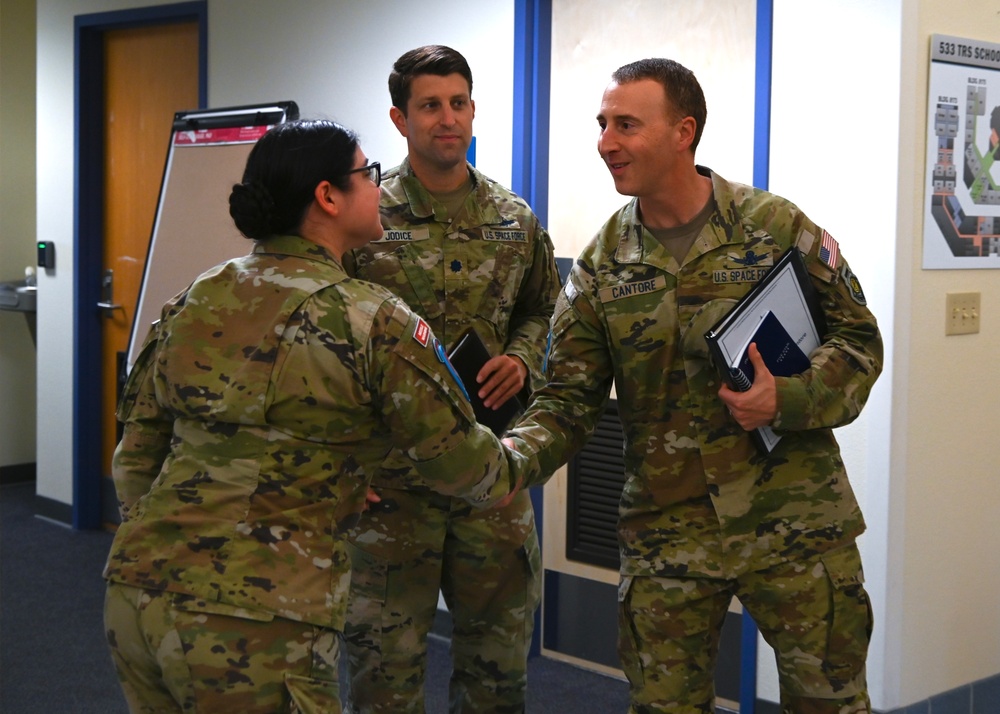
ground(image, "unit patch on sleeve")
xmin=413 ymin=317 xmax=431 ymax=347
xmin=842 ymin=264 xmax=867 ymax=305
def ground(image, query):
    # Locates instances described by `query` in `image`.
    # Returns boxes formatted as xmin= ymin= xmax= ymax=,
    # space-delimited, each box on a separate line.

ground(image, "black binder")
xmin=705 ymin=248 xmax=827 ymax=453
xmin=447 ymin=328 xmax=524 ymax=436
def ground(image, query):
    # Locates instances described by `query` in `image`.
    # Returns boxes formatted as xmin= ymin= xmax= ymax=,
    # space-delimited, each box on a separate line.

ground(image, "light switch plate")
xmin=945 ymin=292 xmax=980 ymax=335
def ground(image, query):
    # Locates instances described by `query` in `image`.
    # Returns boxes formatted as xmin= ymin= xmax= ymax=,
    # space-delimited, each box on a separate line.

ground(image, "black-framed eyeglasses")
xmin=345 ymin=161 xmax=381 ymax=187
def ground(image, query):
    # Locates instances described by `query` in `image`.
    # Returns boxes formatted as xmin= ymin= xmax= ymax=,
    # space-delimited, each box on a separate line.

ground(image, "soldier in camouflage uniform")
xmin=343 ymin=46 xmax=560 ymax=714
xmin=505 ymin=59 xmax=883 ymax=713
xmin=103 ymin=120 xmax=525 ymax=714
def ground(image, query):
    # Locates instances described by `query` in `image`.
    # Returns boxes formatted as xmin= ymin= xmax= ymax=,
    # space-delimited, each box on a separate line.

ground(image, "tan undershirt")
xmin=429 ymin=173 xmax=475 ymax=220
xmin=644 ymin=196 xmax=716 ymax=264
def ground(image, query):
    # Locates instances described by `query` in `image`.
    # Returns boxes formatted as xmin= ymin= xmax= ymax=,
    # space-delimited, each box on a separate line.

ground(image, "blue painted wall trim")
xmin=741 ymin=611 xmax=760 ymax=714
xmin=512 ymin=0 xmax=552 ymax=226
xmin=753 ymin=0 xmax=773 ymax=192
xmin=73 ymin=1 xmax=207 ymax=529
xmin=513 ymin=0 xmax=552 ymax=659
xmin=742 ymin=0 xmax=774 ymax=710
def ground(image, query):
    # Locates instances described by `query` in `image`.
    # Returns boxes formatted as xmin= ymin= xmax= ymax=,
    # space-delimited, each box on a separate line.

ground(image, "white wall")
xmin=34 ymin=0 xmax=516 ymax=504
xmin=768 ymin=0 xmax=901 ymax=708
xmin=207 ymin=0 xmax=514 ymax=186
xmin=547 ymin=0 xmax=757 ymax=263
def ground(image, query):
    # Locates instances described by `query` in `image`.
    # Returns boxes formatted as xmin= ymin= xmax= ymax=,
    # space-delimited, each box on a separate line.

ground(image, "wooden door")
xmin=101 ymin=23 xmax=198 ymax=487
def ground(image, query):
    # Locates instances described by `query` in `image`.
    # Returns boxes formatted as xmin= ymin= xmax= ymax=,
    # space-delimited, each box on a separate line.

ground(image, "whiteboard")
xmin=126 ymin=102 xmax=298 ymax=371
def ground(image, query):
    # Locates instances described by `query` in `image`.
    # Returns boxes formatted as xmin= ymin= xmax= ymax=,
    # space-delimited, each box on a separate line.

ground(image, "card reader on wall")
xmin=37 ymin=241 xmax=55 ymax=270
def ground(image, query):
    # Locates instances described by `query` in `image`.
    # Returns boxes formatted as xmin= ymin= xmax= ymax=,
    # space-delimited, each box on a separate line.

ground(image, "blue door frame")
xmin=72 ymin=1 xmax=207 ymax=529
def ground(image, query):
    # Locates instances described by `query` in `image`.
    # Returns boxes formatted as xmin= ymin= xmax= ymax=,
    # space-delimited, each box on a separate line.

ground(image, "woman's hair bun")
xmin=229 ymin=180 xmax=275 ymax=241
xmin=229 ymin=119 xmax=359 ymax=240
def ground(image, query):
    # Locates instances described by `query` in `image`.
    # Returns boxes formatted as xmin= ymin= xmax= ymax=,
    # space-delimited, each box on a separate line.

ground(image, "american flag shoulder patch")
xmin=413 ymin=317 xmax=431 ymax=347
xmin=819 ymin=230 xmax=840 ymax=270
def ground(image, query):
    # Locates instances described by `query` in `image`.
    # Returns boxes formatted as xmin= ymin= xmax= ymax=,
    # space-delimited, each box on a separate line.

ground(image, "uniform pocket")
xmin=474 ymin=244 xmax=525 ymax=330
xmin=819 ymin=544 xmax=872 ymax=688
xmin=284 ymin=622 xmax=341 ymax=713
xmin=615 ymin=575 xmax=645 ymax=688
xmin=520 ymin=525 xmax=542 ymax=613
xmin=285 ymin=671 xmax=341 ymax=714
xmin=346 ymin=541 xmax=388 ymax=606
xmin=343 ymin=542 xmax=389 ymax=683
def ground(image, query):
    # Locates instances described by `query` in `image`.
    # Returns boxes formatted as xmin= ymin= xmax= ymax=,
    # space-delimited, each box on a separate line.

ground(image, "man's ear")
xmin=676 ymin=116 xmax=698 ymax=152
xmin=389 ymin=106 xmax=409 ymax=138
xmin=314 ymin=181 xmax=340 ymax=218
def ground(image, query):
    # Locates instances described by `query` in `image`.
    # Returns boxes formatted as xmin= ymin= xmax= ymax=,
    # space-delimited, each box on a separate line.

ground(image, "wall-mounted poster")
xmin=924 ymin=34 xmax=1000 ymax=269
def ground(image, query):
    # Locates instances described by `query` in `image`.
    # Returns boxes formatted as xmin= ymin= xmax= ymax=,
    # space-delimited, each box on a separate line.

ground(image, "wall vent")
xmin=566 ymin=400 xmax=625 ymax=570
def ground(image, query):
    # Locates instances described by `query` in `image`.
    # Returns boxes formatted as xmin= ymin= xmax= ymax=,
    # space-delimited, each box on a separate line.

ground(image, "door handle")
xmin=97 ymin=269 xmax=123 ymax=317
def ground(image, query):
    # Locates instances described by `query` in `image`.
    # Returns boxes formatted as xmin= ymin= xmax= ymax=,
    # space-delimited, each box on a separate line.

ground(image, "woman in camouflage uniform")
xmin=103 ymin=120 xmax=524 ymax=714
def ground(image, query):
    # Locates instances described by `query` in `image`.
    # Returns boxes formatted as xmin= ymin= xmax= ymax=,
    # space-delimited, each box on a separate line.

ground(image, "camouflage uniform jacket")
xmin=348 ymin=158 xmax=560 ymax=489
xmin=104 ymin=235 xmax=520 ymax=628
xmin=508 ymin=168 xmax=883 ymax=579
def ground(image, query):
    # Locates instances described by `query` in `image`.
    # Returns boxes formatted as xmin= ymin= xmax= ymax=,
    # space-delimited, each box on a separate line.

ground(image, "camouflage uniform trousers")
xmin=618 ymin=543 xmax=872 ymax=714
xmin=104 ymin=582 xmax=341 ymax=713
xmin=343 ymin=488 xmax=541 ymax=713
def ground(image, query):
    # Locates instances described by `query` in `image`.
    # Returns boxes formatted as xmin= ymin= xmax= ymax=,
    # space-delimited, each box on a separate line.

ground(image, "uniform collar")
xmin=392 ymin=157 xmax=504 ymax=227
xmin=613 ymin=167 xmax=747 ymax=270
xmin=253 ymin=234 xmax=345 ymax=273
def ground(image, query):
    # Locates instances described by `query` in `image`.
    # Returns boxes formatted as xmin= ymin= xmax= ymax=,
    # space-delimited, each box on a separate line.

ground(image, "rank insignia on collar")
xmin=842 ymin=265 xmax=867 ymax=306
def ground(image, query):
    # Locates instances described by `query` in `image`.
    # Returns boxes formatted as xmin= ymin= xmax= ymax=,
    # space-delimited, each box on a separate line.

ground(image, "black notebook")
xmin=705 ymin=248 xmax=826 ymax=453
xmin=729 ymin=310 xmax=812 ymax=389
xmin=447 ymin=328 xmax=524 ymax=436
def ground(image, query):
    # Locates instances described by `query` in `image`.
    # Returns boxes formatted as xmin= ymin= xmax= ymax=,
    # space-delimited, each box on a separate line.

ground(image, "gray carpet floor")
xmin=0 ymin=481 xmax=628 ymax=712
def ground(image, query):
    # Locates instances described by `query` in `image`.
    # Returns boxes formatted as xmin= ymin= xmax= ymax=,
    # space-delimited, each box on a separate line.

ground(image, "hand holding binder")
xmin=705 ymin=248 xmax=826 ymax=453
xmin=447 ymin=328 xmax=524 ymax=436
xmin=728 ymin=310 xmax=812 ymax=389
